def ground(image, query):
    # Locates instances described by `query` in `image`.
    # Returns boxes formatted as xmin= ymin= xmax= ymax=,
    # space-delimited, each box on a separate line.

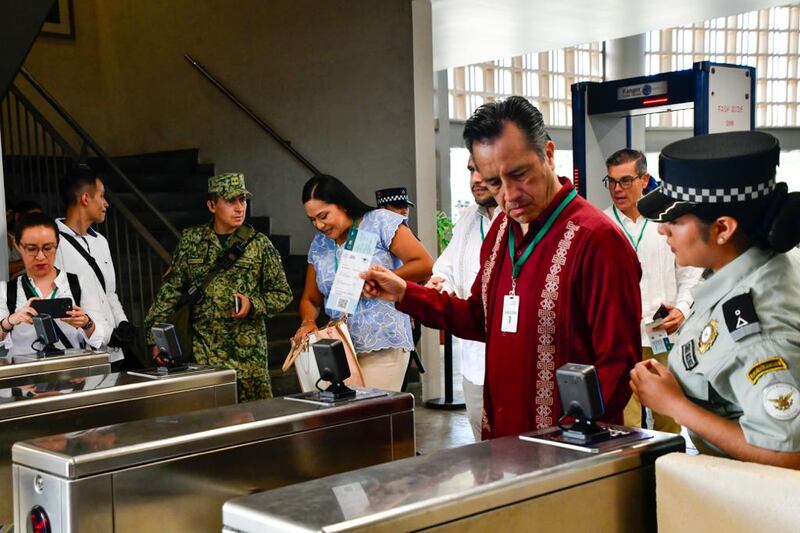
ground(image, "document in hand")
xmin=327 ymin=229 xmax=379 ymax=315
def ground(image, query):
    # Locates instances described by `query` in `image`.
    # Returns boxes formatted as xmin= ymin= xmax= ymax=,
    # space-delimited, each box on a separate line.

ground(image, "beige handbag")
xmin=284 ymin=317 xmax=365 ymax=392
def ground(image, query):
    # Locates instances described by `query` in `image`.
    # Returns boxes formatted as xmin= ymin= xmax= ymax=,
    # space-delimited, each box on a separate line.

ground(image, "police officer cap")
xmin=375 ymin=187 xmax=415 ymax=207
xmin=208 ymin=173 xmax=252 ymax=200
xmin=639 ymin=131 xmax=780 ymax=222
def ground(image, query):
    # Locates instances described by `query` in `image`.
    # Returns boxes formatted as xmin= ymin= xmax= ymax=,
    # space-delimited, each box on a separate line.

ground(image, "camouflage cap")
xmin=208 ymin=173 xmax=252 ymax=200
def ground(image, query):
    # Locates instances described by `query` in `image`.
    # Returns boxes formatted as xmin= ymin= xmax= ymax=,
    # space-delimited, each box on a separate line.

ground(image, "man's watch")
xmin=82 ymin=316 xmax=94 ymax=331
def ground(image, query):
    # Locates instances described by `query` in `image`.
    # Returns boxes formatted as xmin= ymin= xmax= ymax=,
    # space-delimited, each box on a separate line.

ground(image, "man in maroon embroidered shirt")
xmin=363 ymin=97 xmax=641 ymax=439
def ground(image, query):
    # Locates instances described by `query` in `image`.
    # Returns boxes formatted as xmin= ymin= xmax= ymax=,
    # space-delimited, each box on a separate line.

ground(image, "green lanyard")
xmin=508 ymin=189 xmax=577 ymax=287
xmin=333 ymin=220 xmax=359 ymax=271
xmin=612 ymin=206 xmax=648 ymax=252
xmin=480 ymin=217 xmax=485 ymax=242
xmin=23 ymin=276 xmax=58 ymax=299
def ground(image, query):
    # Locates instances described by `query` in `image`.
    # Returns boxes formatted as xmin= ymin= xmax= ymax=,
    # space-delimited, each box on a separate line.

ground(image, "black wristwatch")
xmin=82 ymin=316 xmax=94 ymax=331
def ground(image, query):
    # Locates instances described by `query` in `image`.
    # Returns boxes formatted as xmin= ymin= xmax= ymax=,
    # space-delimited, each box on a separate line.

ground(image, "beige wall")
xmin=23 ymin=0 xmax=420 ymax=254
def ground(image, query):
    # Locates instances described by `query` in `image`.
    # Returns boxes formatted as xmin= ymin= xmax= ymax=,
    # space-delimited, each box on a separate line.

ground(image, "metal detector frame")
xmin=571 ymin=61 xmax=755 ymax=204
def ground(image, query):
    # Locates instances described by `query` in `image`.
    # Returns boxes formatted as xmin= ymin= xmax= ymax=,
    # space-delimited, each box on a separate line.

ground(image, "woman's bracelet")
xmin=0 ymin=317 xmax=14 ymax=333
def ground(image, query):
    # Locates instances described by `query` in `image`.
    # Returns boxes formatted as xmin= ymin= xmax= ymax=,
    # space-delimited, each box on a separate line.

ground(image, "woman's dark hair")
xmin=301 ymin=174 xmax=374 ymax=219
xmin=14 ymin=212 xmax=60 ymax=245
xmin=694 ymin=182 xmax=800 ymax=253
xmin=12 ymin=199 xmax=43 ymax=215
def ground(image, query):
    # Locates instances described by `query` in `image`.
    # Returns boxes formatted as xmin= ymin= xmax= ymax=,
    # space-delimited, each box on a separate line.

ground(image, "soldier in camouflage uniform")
xmin=145 ymin=173 xmax=292 ymax=402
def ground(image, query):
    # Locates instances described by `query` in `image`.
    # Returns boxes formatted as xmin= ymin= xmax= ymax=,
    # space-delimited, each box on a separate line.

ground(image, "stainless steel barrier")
xmin=0 ymin=351 xmax=110 ymax=390
xmin=12 ymin=390 xmax=414 ymax=532
xmin=222 ymin=429 xmax=685 ymax=532
xmin=0 ymin=365 xmax=236 ymax=530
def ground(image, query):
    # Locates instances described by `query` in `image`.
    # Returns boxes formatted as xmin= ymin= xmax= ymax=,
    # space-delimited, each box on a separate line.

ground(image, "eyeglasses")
xmin=18 ymin=243 xmax=57 ymax=257
xmin=603 ymin=175 xmax=642 ymax=190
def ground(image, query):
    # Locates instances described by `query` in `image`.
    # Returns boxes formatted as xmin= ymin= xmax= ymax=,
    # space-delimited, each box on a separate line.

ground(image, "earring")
xmin=717 ymin=238 xmax=724 ymax=245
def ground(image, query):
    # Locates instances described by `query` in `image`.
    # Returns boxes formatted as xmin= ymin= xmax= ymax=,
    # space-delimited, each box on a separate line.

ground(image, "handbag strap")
xmin=283 ymin=338 xmax=308 ymax=372
xmin=331 ymin=321 xmax=358 ymax=359
xmin=59 ymin=231 xmax=106 ymax=292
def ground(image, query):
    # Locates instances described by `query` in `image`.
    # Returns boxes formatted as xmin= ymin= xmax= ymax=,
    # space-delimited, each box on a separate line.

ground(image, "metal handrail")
xmin=104 ymin=189 xmax=172 ymax=263
xmin=3 ymin=84 xmax=171 ymax=348
xmin=184 ymin=53 xmax=322 ymax=176
xmin=7 ymin=86 xmax=79 ymax=160
xmin=7 ymin=84 xmax=171 ymax=263
xmin=18 ymin=67 xmax=180 ymax=241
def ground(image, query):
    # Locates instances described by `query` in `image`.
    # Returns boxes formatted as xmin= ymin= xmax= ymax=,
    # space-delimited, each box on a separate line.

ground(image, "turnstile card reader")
xmin=13 ymin=390 xmax=414 ymax=532
xmin=222 ymin=430 xmax=684 ymax=532
xmin=0 ymin=366 xmax=236 ymax=530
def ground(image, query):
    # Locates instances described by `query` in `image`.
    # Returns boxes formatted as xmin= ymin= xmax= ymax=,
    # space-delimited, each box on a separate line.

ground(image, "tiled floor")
xmin=410 ymin=341 xmax=479 ymax=454
xmin=414 ymin=401 xmax=476 ymax=454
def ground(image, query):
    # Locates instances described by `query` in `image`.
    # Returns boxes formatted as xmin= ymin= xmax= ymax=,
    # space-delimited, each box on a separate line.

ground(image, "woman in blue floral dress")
xmin=295 ymin=174 xmax=433 ymax=391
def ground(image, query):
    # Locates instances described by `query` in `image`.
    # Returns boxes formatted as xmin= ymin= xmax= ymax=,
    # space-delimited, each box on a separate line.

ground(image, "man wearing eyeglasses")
xmin=603 ymin=149 xmax=703 ymax=431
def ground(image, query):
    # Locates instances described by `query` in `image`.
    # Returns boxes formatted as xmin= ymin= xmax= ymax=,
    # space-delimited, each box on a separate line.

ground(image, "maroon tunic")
xmin=399 ymin=179 xmax=641 ymax=439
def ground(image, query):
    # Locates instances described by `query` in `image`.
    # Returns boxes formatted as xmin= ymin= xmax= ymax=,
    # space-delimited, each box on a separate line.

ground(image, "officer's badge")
xmin=747 ymin=356 xmax=788 ymax=385
xmin=762 ymin=383 xmax=800 ymax=420
xmin=681 ymin=341 xmax=698 ymax=371
xmin=697 ymin=320 xmax=719 ymax=353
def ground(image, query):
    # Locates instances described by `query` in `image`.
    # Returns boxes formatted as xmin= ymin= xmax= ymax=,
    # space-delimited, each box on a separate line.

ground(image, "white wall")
xmin=23 ymin=0 xmax=421 ymax=254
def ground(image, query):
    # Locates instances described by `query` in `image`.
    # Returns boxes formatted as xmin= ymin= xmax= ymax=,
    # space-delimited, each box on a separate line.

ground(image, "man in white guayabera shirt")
xmin=602 ymin=148 xmax=703 ymax=432
xmin=426 ymin=156 xmax=498 ymax=440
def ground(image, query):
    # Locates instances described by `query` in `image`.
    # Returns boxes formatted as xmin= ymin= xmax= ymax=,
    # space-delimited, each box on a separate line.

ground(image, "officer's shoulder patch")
xmin=747 ymin=356 xmax=789 ymax=385
xmin=722 ymin=292 xmax=761 ymax=342
xmin=762 ymin=383 xmax=800 ymax=420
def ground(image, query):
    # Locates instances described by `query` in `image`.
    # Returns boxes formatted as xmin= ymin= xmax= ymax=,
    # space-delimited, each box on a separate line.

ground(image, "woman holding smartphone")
xmin=0 ymin=212 xmax=111 ymax=357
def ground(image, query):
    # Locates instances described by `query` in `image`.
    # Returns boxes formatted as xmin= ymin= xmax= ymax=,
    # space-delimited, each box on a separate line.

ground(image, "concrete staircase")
xmin=95 ymin=149 xmax=304 ymax=396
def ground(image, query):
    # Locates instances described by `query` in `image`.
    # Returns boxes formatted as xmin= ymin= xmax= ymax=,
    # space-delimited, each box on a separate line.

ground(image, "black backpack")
xmin=6 ymin=273 xmax=83 ymax=349
xmin=6 ymin=273 xmax=81 ymax=313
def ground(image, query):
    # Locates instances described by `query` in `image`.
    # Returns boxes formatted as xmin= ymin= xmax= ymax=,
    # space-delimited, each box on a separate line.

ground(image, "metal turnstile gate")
xmin=13 ymin=390 xmax=414 ymax=532
xmin=0 ymin=365 xmax=236 ymax=530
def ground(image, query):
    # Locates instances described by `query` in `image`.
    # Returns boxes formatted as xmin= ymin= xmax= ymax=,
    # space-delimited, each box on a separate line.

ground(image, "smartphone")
xmin=234 ymin=295 xmax=242 ymax=314
xmin=652 ymin=304 xmax=670 ymax=321
xmin=31 ymin=298 xmax=73 ymax=319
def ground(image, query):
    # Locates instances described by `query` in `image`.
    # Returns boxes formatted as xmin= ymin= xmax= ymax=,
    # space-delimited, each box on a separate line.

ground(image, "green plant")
xmin=436 ymin=210 xmax=454 ymax=254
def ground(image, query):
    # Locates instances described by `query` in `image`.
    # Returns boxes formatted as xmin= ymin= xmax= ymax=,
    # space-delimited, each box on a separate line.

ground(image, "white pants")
xmin=462 ymin=376 xmax=484 ymax=441
xmin=358 ymin=347 xmax=410 ymax=392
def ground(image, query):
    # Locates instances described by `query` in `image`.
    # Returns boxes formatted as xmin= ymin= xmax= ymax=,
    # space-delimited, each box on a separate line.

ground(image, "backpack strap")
xmin=6 ymin=278 xmax=18 ymax=314
xmin=59 ymin=231 xmax=106 ymax=292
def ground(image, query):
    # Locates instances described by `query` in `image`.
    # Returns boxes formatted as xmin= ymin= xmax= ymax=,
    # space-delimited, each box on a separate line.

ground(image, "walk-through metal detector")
xmin=571 ymin=61 xmax=755 ymax=208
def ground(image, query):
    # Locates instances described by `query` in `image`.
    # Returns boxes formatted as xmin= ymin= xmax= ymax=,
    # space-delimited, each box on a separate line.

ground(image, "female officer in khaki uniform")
xmin=630 ymin=131 xmax=800 ymax=469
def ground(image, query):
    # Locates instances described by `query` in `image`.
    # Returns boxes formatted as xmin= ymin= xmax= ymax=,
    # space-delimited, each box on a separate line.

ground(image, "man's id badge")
xmin=501 ymin=294 xmax=519 ymax=333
